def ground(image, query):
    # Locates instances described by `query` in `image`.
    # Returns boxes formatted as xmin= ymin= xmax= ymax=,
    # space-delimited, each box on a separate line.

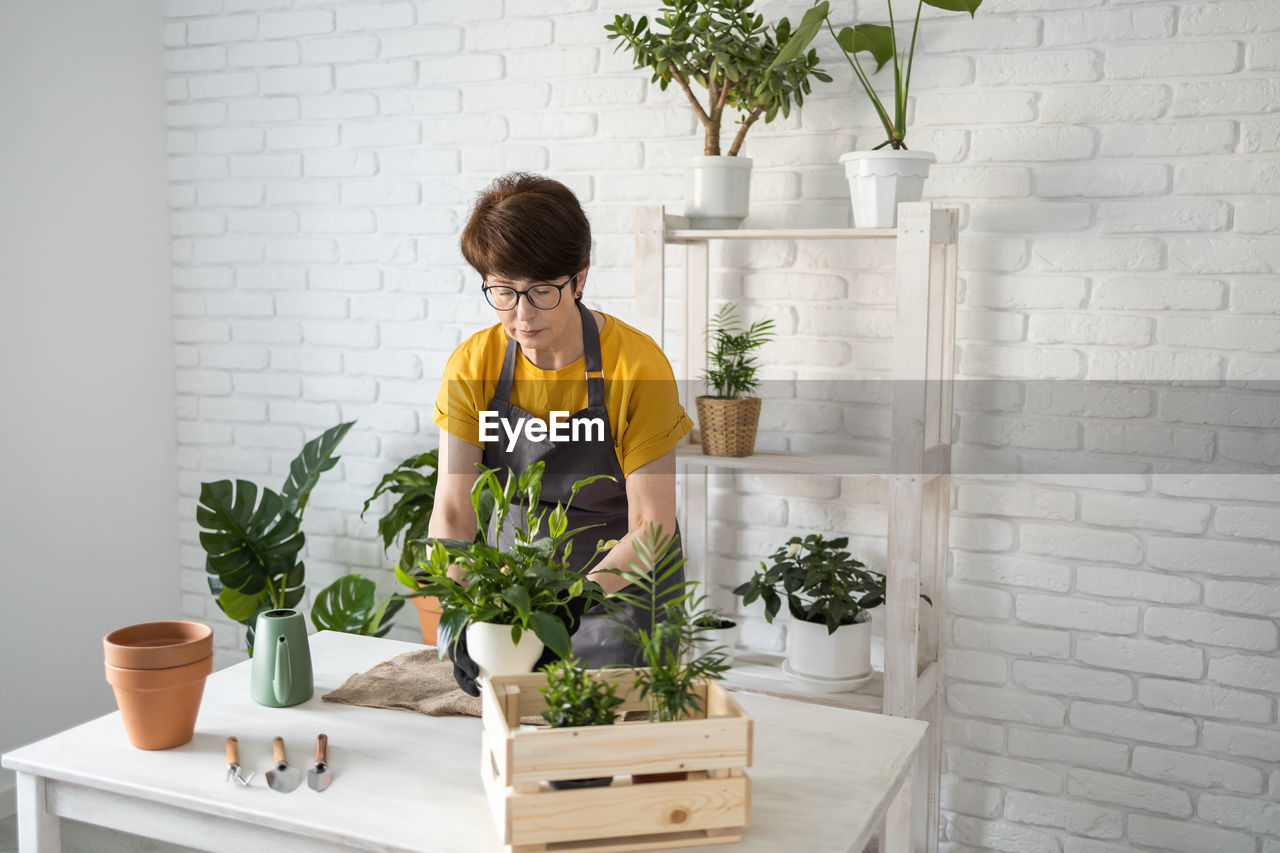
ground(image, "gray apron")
xmin=481 ymin=303 xmax=683 ymax=667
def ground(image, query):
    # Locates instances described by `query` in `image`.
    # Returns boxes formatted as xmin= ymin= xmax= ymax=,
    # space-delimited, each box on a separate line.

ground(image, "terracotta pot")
xmin=103 ymin=620 xmax=212 ymax=670
xmin=411 ymin=595 xmax=442 ymax=645
xmin=105 ymin=655 xmax=213 ymax=750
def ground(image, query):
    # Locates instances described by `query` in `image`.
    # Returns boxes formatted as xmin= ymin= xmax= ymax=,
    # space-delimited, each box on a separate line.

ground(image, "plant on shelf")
xmin=763 ymin=0 xmax=984 ymax=226
xmin=361 ymin=449 xmax=496 ymax=645
xmin=693 ymin=608 xmax=740 ymax=666
xmin=605 ymin=525 xmax=730 ymax=724
xmin=605 ymin=0 xmax=832 ymax=228
xmin=198 ymin=421 xmax=403 ymax=653
xmin=400 ymin=461 xmax=610 ymax=677
xmin=734 ymin=533 xmax=930 ymax=688
xmin=696 ymin=303 xmax=775 ymax=457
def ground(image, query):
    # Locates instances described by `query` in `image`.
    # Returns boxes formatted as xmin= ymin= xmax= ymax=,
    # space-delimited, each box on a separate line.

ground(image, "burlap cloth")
xmin=322 ymin=648 xmax=545 ymax=725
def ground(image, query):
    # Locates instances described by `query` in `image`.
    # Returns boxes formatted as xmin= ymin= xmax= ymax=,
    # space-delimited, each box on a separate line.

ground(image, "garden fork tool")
xmin=307 ymin=733 xmax=332 ymax=792
xmin=265 ymin=736 xmax=302 ymax=793
xmin=224 ymin=737 xmax=254 ymax=786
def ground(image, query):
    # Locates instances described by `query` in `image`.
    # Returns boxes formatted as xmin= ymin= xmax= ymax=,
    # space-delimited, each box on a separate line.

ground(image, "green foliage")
xmin=198 ymin=421 xmax=402 ymax=652
xmin=764 ymin=0 xmax=983 ymax=149
xmin=604 ymin=526 xmax=730 ymax=722
xmin=311 ymin=573 xmax=404 ymax=637
xmin=540 ymin=658 xmax=627 ymax=728
xmin=734 ymin=533 xmax=930 ymax=634
xmin=403 ymin=461 xmax=612 ymax=661
xmin=701 ymin=304 xmax=775 ymax=400
xmin=604 ymin=0 xmax=833 ymax=155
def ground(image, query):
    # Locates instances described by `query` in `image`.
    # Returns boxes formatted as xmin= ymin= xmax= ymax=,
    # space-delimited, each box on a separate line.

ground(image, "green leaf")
xmin=437 ymin=607 xmax=469 ymax=657
xmin=836 ymin=24 xmax=894 ymax=73
xmin=311 ymin=574 xmax=377 ymax=633
xmin=502 ymin=585 xmax=532 ymax=620
xmin=217 ymin=585 xmax=269 ymax=624
xmin=529 ymin=611 xmax=572 ymax=660
xmin=280 ymin=421 xmax=355 ymax=516
xmin=923 ymin=0 xmax=982 ymax=17
xmin=198 ymin=478 xmax=303 ymax=603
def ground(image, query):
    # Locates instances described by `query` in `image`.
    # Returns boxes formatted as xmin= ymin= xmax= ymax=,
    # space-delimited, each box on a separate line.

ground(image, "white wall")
xmin=163 ymin=1 xmax=1279 ymax=850
xmin=0 ymin=0 xmax=175 ymax=813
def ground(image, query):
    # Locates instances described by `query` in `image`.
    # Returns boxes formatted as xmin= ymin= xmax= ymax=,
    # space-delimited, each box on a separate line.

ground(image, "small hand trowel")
xmin=224 ymin=737 xmax=254 ymax=787
xmin=265 ymin=736 xmax=302 ymax=794
xmin=307 ymin=733 xmax=332 ymax=792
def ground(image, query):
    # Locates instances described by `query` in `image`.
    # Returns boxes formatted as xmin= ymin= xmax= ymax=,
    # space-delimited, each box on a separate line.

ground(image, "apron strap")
xmin=579 ymin=302 xmax=606 ymax=410
xmin=493 ymin=335 xmax=519 ymax=405
xmin=493 ymin=302 xmax=606 ymax=409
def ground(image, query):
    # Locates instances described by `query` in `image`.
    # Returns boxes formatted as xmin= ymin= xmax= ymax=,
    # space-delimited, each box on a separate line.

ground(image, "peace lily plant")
xmin=766 ymin=0 xmax=984 ymax=226
xmin=399 ymin=462 xmax=611 ymax=677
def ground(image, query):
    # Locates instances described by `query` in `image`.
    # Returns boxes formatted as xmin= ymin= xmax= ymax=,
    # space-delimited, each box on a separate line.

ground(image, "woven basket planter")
xmin=695 ymin=396 xmax=762 ymax=457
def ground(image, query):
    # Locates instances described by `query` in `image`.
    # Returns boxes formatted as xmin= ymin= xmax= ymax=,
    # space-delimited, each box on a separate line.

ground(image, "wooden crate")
xmin=480 ymin=669 xmax=753 ymax=853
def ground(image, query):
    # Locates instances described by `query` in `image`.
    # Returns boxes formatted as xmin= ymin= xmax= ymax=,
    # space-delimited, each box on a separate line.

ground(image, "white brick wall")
xmin=165 ymin=0 xmax=1280 ymax=849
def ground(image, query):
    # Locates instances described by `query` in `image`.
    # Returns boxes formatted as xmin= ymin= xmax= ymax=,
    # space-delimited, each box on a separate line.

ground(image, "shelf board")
xmin=676 ymin=445 xmax=891 ymax=476
xmin=721 ymin=652 xmax=938 ymax=717
xmin=665 ymin=227 xmax=897 ymax=243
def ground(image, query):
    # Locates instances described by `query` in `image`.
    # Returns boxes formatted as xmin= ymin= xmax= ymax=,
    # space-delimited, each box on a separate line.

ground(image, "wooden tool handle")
xmin=272 ymin=736 xmax=286 ymax=765
xmin=225 ymin=736 xmax=239 ymax=765
xmin=315 ymin=733 xmax=328 ymax=764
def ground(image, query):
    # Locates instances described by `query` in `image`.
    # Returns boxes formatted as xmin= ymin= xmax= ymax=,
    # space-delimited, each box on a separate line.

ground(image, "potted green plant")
xmin=734 ymin=533 xmax=930 ymax=691
xmin=693 ymin=610 xmax=740 ymax=667
xmin=696 ymin=304 xmax=775 ymax=457
xmin=606 ymin=0 xmax=832 ymax=228
xmin=607 ymin=525 xmax=730 ymax=723
xmin=765 ymin=0 xmax=983 ymax=227
xmin=400 ymin=462 xmax=610 ymax=678
xmin=198 ymin=421 xmax=402 ymax=654
xmin=539 ymin=657 xmax=627 ymax=789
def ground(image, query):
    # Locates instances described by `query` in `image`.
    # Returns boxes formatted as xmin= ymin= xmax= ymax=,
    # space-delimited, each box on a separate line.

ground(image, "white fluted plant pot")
xmin=693 ymin=622 xmax=739 ymax=667
xmin=784 ymin=616 xmax=873 ymax=694
xmin=838 ymin=150 xmax=936 ymax=228
xmin=465 ymin=621 xmax=544 ymax=679
xmin=685 ymin=155 xmax=753 ymax=229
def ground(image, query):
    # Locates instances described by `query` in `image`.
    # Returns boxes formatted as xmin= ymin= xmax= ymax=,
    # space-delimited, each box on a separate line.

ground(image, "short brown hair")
xmin=460 ymin=173 xmax=591 ymax=283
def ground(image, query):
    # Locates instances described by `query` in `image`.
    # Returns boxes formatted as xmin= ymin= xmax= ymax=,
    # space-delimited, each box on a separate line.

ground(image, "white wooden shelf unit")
xmin=633 ymin=202 xmax=958 ymax=853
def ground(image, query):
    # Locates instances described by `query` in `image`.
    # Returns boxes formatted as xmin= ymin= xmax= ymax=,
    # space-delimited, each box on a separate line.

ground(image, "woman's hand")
xmin=585 ymin=449 xmax=678 ymax=591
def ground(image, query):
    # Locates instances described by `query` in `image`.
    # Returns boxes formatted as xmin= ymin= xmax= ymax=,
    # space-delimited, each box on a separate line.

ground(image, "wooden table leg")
xmin=882 ymin=758 xmax=917 ymax=853
xmin=15 ymin=772 xmax=61 ymax=853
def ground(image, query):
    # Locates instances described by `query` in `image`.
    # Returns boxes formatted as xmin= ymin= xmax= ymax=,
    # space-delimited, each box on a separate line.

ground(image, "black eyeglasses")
xmin=482 ymin=274 xmax=578 ymax=311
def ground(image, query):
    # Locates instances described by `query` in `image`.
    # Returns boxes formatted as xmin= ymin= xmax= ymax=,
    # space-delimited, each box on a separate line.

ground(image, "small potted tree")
xmin=764 ymin=0 xmax=984 ymax=227
xmin=734 ymin=533 xmax=930 ymax=692
xmin=539 ymin=657 xmax=627 ymax=789
xmin=606 ymin=0 xmax=832 ymax=228
xmin=696 ymin=304 xmax=775 ymax=457
xmin=401 ymin=462 xmax=610 ymax=679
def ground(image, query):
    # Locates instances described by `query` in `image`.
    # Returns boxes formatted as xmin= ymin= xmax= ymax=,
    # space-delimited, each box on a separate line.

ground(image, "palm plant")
xmin=604 ymin=525 xmax=729 ymax=722
xmin=702 ymin=304 xmax=775 ymax=400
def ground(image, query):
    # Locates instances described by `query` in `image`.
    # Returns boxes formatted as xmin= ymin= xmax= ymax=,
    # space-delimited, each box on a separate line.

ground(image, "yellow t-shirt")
xmin=433 ymin=313 xmax=693 ymax=477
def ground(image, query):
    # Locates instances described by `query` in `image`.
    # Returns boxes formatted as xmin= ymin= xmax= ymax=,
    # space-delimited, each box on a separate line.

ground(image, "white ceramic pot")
xmin=465 ymin=621 xmax=544 ymax=679
xmin=685 ymin=155 xmax=753 ymax=229
xmin=838 ymin=149 xmax=936 ymax=229
xmin=786 ymin=616 xmax=872 ymax=682
xmin=693 ymin=622 xmax=739 ymax=667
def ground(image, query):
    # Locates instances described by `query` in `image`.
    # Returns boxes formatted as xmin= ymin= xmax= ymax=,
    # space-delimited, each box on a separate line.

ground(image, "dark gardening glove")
xmin=533 ymin=583 xmax=602 ymax=671
xmin=444 ymin=623 xmax=481 ymax=697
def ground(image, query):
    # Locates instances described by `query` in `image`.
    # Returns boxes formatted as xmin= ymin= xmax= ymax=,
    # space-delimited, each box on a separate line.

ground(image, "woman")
xmin=429 ymin=172 xmax=692 ymax=669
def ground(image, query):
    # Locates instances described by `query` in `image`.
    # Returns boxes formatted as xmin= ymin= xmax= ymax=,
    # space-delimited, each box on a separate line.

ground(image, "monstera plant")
xmin=198 ymin=421 xmax=402 ymax=651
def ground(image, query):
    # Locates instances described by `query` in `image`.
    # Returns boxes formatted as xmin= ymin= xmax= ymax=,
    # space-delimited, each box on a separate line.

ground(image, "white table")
xmin=3 ymin=632 xmax=927 ymax=853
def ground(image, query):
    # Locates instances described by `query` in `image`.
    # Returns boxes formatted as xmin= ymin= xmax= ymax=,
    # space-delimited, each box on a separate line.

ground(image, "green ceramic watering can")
xmin=250 ymin=609 xmax=313 ymax=707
